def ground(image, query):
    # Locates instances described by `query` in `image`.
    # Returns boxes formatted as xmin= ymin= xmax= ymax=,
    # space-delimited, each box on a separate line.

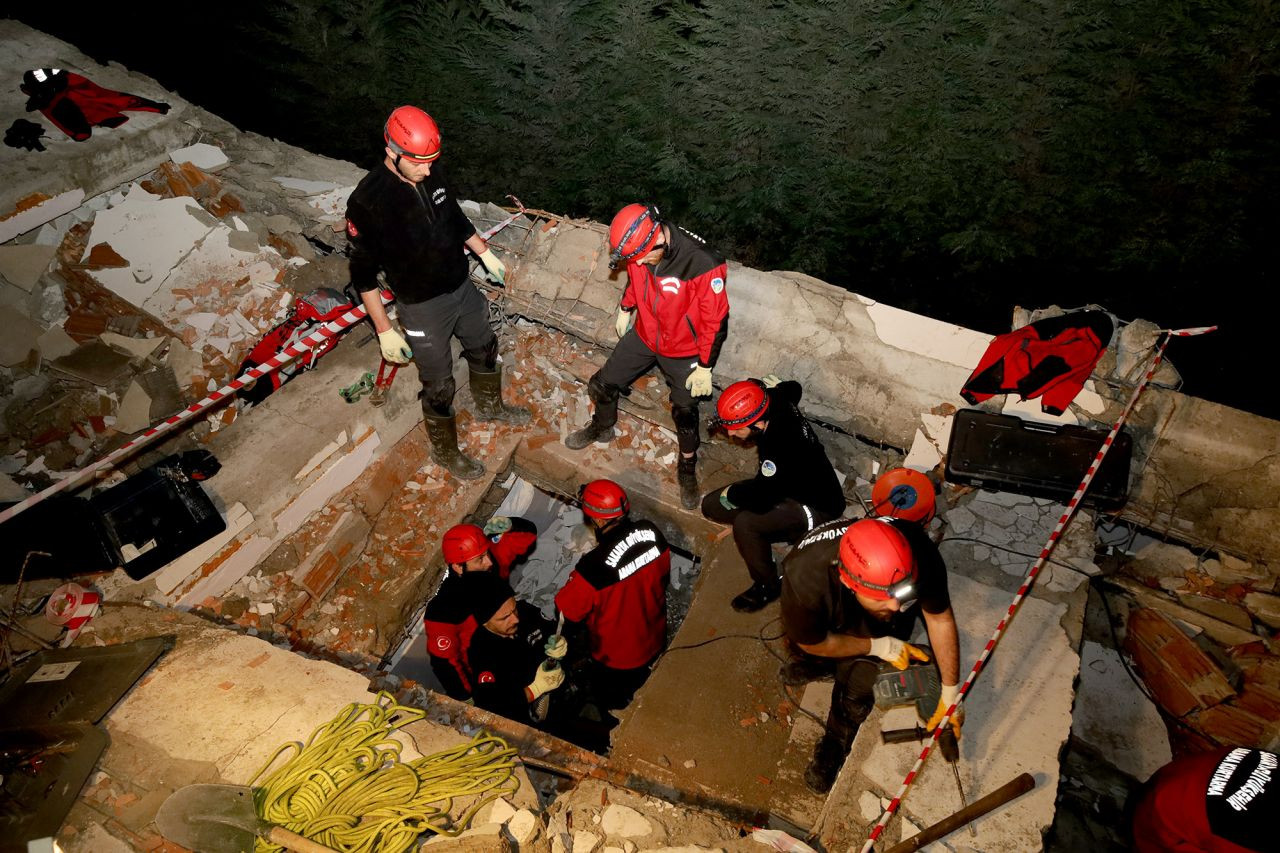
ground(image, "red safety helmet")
xmin=838 ymin=519 xmax=918 ymax=605
xmin=715 ymin=380 xmax=770 ymax=429
xmin=579 ymin=479 xmax=629 ymax=520
xmin=871 ymin=467 xmax=937 ymax=524
xmin=442 ymin=523 xmax=489 ymax=565
xmin=608 ymin=204 xmax=663 ymax=269
xmin=384 ymin=106 xmax=441 ymax=163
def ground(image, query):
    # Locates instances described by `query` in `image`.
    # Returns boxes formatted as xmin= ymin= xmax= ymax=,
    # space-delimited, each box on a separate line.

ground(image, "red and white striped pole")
xmin=0 ymin=202 xmax=528 ymax=526
xmin=859 ymin=324 xmax=1216 ymax=853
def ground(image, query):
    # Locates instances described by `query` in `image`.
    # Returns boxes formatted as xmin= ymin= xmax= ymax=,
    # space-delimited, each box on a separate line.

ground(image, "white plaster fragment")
xmin=859 ymin=296 xmax=992 ymax=370
xmin=600 ymin=804 xmax=651 ymax=838
xmin=904 ymin=428 xmax=942 ymax=472
xmin=170 ymin=142 xmax=230 ymax=172
xmin=274 ymin=432 xmax=381 ymax=535
xmin=0 ymin=188 xmax=85 ymax=244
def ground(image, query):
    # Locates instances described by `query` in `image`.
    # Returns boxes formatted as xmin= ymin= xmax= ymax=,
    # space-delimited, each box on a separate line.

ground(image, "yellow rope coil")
xmin=248 ymin=692 xmax=519 ymax=852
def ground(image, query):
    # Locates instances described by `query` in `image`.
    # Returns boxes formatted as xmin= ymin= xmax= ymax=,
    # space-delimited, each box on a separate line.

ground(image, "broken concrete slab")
xmin=0 ymin=242 xmax=57 ymax=290
xmin=1 ymin=311 xmax=43 ymax=367
xmin=114 ymin=381 xmax=153 ymax=434
xmin=48 ymin=339 xmax=135 ymax=384
xmin=1071 ymin=640 xmax=1172 ymax=780
xmin=169 ymin=142 xmax=229 ymax=172
xmin=100 ymin=331 xmax=164 ymax=360
xmin=36 ymin=324 xmax=79 ymax=361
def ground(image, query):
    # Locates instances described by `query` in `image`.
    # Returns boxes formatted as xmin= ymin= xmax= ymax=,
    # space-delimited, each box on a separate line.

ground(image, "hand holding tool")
xmin=869 ymin=636 xmax=931 ymax=671
xmin=377 ymin=328 xmax=412 ymax=364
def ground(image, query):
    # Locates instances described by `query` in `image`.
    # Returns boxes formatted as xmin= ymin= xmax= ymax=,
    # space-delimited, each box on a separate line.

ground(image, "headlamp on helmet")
xmin=608 ymin=204 xmax=663 ymax=270
xmin=838 ymin=519 xmax=919 ymax=607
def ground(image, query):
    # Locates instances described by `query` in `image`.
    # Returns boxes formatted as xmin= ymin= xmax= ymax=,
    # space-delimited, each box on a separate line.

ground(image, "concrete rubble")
xmin=2 ymin=17 xmax=1279 ymax=853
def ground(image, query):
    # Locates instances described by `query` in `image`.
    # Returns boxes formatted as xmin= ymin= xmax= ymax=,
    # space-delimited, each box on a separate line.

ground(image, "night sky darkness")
xmin=10 ymin=5 xmax=1277 ymax=420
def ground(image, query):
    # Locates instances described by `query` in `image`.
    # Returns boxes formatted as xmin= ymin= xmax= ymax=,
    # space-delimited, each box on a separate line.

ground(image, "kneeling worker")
xmin=555 ymin=479 xmax=671 ymax=712
xmin=464 ymin=572 xmax=568 ymax=725
xmin=424 ymin=518 xmax=538 ymax=701
xmin=781 ymin=517 xmax=962 ymax=793
xmin=703 ymin=376 xmax=846 ymax=612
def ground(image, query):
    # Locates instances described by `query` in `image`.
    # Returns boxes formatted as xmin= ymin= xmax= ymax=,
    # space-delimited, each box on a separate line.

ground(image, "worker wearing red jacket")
xmin=423 ymin=517 xmax=538 ymax=701
xmin=1131 ymin=748 xmax=1275 ymax=852
xmin=565 ymin=204 xmax=730 ymax=510
xmin=555 ymin=480 xmax=671 ymax=713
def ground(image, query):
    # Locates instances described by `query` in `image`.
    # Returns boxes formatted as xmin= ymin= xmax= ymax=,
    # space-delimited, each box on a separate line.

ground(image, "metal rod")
xmin=881 ymin=773 xmax=1035 ymax=853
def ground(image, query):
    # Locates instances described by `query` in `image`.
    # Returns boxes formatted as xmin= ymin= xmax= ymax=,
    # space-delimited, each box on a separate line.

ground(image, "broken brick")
xmin=1126 ymin=607 xmax=1235 ymax=717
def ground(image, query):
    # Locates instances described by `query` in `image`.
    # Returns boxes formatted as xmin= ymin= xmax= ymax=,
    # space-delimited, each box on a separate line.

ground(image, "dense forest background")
xmin=13 ymin=2 xmax=1279 ymax=417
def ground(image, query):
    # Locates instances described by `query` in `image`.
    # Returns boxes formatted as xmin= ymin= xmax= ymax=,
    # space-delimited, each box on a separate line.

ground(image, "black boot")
xmin=804 ymin=735 xmax=848 ymax=794
xmin=564 ymin=418 xmax=615 ymax=450
xmin=422 ymin=412 xmax=485 ymax=480
xmin=469 ymin=366 xmax=531 ymax=425
xmin=677 ymin=455 xmax=699 ymax=510
xmin=731 ymin=579 xmax=782 ymax=613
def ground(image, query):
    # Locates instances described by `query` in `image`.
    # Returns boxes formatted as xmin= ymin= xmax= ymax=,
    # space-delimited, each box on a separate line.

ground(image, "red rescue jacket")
xmin=620 ymin=225 xmax=729 ymax=367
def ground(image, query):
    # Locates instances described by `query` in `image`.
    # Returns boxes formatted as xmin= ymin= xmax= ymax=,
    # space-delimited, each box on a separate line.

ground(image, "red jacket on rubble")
xmin=619 ymin=225 xmax=729 ymax=367
xmin=423 ymin=518 xmax=537 ymax=700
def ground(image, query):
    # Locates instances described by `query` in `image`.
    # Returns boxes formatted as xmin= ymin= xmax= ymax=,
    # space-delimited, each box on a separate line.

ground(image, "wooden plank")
xmin=1125 ymin=608 xmax=1235 ymax=717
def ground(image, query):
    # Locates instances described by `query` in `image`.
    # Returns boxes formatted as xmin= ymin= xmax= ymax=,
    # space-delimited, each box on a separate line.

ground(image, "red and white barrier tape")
xmin=859 ymin=323 xmax=1216 ymax=852
xmin=45 ymin=582 xmax=102 ymax=647
xmin=0 ymin=202 xmax=527 ymax=526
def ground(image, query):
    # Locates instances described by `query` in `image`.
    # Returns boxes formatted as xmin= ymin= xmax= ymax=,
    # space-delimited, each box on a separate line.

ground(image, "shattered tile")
xmin=101 ymin=332 xmax=164 ymax=360
xmin=169 ymin=142 xmax=230 ymax=172
xmin=36 ymin=325 xmax=79 ymax=361
xmin=116 ymin=381 xmax=154 ymax=434
xmin=48 ymin=339 xmax=134 ymax=385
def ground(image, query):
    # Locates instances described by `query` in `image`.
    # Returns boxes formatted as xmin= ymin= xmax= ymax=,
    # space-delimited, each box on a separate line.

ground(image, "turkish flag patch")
xmin=346 ymin=218 xmax=359 ymax=237
xmin=478 ymin=671 xmax=495 ymax=684
xmin=435 ymin=636 xmax=451 ymax=652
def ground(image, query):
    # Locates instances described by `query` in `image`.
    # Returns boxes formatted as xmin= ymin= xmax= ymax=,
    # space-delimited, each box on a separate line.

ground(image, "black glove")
xmin=5 ymin=119 xmax=48 ymax=152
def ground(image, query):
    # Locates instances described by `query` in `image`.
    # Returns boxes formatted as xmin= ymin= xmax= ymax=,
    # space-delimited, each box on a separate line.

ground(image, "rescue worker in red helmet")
xmin=704 ymin=376 xmax=846 ymax=612
xmin=780 ymin=517 xmax=962 ymax=793
xmin=564 ymin=204 xmax=730 ymax=510
xmin=345 ymin=106 xmax=528 ymax=481
xmin=1130 ymin=747 xmax=1276 ymax=852
xmin=423 ymin=516 xmax=538 ymax=701
xmin=554 ymin=480 xmax=671 ymax=715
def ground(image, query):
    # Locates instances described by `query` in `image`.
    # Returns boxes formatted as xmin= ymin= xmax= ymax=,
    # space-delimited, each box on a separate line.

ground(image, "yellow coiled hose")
xmin=248 ymin=692 xmax=519 ymax=852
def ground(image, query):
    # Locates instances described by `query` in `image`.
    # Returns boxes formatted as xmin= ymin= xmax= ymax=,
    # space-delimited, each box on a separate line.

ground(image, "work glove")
xmin=869 ymin=636 xmax=931 ymax=671
xmin=761 ymin=374 xmax=782 ymax=388
xmin=926 ymin=683 xmax=965 ymax=740
xmin=527 ymin=664 xmax=565 ymax=700
xmin=377 ymin=328 xmax=412 ymax=365
xmin=685 ymin=365 xmax=714 ymax=398
xmin=615 ymin=308 xmax=634 ymax=339
xmin=545 ymin=635 xmax=568 ymax=660
xmin=718 ymin=486 xmax=737 ymax=512
xmin=483 ymin=516 xmax=512 ymax=537
xmin=478 ymin=248 xmax=506 ymax=285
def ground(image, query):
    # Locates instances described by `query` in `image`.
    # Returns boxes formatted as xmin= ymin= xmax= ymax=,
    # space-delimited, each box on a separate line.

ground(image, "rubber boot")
xmin=469 ymin=366 xmax=531 ymax=425
xmin=423 ymin=411 xmax=485 ymax=480
xmin=564 ymin=417 xmax=615 ymax=450
xmin=677 ymin=455 xmax=699 ymax=510
xmin=804 ymin=734 xmax=849 ymax=794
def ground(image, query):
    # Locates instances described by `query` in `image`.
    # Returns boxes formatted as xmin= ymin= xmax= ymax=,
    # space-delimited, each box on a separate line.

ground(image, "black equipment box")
xmin=945 ymin=409 xmax=1132 ymax=510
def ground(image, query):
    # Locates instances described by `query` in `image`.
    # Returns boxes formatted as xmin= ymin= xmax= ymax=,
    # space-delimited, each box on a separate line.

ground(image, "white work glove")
xmin=761 ymin=374 xmax=782 ymax=388
xmin=527 ymin=664 xmax=565 ymax=700
xmin=685 ymin=365 xmax=713 ymax=397
xmin=483 ymin=516 xmax=512 ymax=537
xmin=377 ymin=329 xmax=412 ymax=364
xmin=545 ymin=635 xmax=568 ymax=660
xmin=478 ymin=248 xmax=507 ymax=285
xmin=926 ymin=683 xmax=965 ymax=739
xmin=869 ymin=636 xmax=931 ymax=671
xmin=615 ymin=308 xmax=634 ymax=339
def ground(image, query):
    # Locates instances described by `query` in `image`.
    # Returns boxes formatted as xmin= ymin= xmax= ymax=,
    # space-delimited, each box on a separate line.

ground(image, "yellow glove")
xmin=615 ymin=308 xmax=634 ymax=339
xmin=926 ymin=683 xmax=964 ymax=739
xmin=527 ymin=664 xmax=565 ymax=700
xmin=377 ymin=329 xmax=412 ymax=364
xmin=685 ymin=365 xmax=713 ymax=397
xmin=868 ymin=636 xmax=931 ymax=670
xmin=762 ymin=374 xmax=782 ymax=388
xmin=545 ymin=635 xmax=568 ymax=660
xmin=478 ymin=248 xmax=506 ymax=285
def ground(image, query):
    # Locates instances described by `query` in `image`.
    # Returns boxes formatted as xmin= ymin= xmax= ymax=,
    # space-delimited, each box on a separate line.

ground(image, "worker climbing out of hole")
xmin=464 ymin=573 xmax=610 ymax=752
xmin=345 ymin=105 xmax=529 ymax=481
xmin=702 ymin=377 xmax=846 ymax=612
xmin=780 ymin=517 xmax=962 ymax=793
xmin=423 ymin=518 xmax=538 ymax=702
xmin=554 ymin=479 xmax=671 ymax=723
xmin=564 ymin=204 xmax=730 ymax=510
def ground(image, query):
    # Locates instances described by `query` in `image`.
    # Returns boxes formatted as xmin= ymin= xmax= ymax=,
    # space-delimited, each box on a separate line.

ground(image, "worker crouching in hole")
xmin=462 ymin=572 xmax=610 ymax=753
xmin=780 ymin=517 xmax=963 ymax=793
xmin=553 ymin=480 xmax=671 ymax=729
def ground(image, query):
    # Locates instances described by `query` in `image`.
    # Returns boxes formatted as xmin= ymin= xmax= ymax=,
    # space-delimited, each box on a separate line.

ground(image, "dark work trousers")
xmin=825 ymin=657 xmax=880 ymax=751
xmin=587 ymin=330 xmax=701 ymax=455
xmin=396 ymin=282 xmax=498 ymax=415
xmin=700 ymin=487 xmax=832 ymax=584
xmin=582 ymin=656 xmax=655 ymax=712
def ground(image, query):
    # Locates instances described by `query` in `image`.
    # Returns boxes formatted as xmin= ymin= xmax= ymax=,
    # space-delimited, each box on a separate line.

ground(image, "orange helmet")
xmin=715 ymin=380 xmax=770 ymax=429
xmin=838 ymin=519 xmax=918 ymax=604
xmin=608 ymin=204 xmax=663 ymax=269
xmin=441 ymin=523 xmax=489 ymax=565
xmin=871 ymin=468 xmax=937 ymax=524
xmin=579 ymin=479 xmax=629 ymax=520
xmin=384 ymin=106 xmax=441 ymax=162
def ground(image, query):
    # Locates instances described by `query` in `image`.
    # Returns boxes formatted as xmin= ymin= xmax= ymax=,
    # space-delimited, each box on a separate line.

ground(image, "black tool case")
xmin=944 ymin=409 xmax=1132 ymax=510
